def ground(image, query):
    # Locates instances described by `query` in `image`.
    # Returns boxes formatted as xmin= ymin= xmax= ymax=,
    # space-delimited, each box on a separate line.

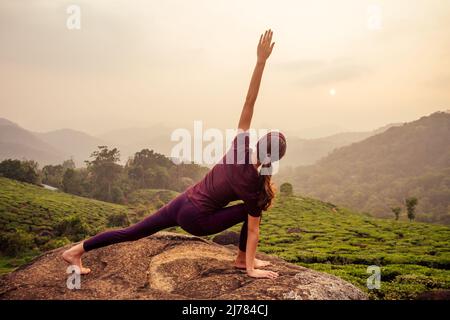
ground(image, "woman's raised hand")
xmin=257 ymin=29 xmax=275 ymax=63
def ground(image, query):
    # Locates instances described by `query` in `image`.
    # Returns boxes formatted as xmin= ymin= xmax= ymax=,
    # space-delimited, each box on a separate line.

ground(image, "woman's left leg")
xmin=177 ymin=203 xmax=271 ymax=269
xmin=177 ymin=203 xmax=249 ymax=250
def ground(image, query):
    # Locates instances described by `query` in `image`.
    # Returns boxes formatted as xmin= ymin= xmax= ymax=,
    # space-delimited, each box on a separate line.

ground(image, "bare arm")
xmin=245 ymin=215 xmax=279 ymax=279
xmin=238 ymin=30 xmax=275 ymax=131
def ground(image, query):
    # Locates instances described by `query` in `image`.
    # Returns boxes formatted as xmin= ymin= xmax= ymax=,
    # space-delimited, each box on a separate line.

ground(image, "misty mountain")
xmin=35 ymin=129 xmax=107 ymax=167
xmin=0 ymin=119 xmax=182 ymax=167
xmin=99 ymin=122 xmax=402 ymax=167
xmin=286 ymin=123 xmax=349 ymax=139
xmin=0 ymin=118 xmax=65 ymax=165
xmin=283 ymin=123 xmax=401 ymax=167
xmin=278 ymin=112 xmax=450 ymax=224
xmin=98 ymin=124 xmax=176 ymax=163
xmin=0 ymin=115 xmax=404 ymax=169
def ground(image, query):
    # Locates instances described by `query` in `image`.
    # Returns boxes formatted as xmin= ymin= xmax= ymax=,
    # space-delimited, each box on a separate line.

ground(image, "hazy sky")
xmin=1 ymin=0 xmax=449 ymax=136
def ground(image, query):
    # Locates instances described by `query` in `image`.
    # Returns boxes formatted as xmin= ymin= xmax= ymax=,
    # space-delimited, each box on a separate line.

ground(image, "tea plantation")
xmin=1 ymin=177 xmax=449 ymax=299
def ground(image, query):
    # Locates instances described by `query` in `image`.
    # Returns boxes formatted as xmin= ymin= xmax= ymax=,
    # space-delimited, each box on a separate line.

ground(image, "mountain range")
xmin=0 ymin=117 xmax=400 ymax=168
xmin=282 ymin=123 xmax=401 ymax=166
xmin=0 ymin=118 xmax=66 ymax=166
xmin=277 ymin=111 xmax=450 ymax=224
xmin=2 ymin=112 xmax=449 ymax=224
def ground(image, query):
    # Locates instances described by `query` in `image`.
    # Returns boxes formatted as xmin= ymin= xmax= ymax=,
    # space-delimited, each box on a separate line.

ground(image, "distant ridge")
xmin=0 ymin=118 xmax=65 ymax=165
xmin=282 ymin=122 xmax=402 ymax=166
xmin=35 ymin=128 xmax=107 ymax=167
xmin=0 ymin=118 xmax=18 ymax=127
xmin=281 ymin=111 xmax=450 ymax=224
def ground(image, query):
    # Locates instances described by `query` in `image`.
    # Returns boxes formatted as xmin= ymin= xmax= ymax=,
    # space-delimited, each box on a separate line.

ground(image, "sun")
xmin=329 ymin=88 xmax=336 ymax=96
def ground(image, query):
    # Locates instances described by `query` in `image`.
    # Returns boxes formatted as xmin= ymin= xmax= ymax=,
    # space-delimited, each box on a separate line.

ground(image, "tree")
xmin=167 ymin=162 xmax=208 ymax=191
xmin=126 ymin=149 xmax=174 ymax=189
xmin=128 ymin=149 xmax=173 ymax=170
xmin=0 ymin=159 xmax=39 ymax=184
xmin=62 ymin=168 xmax=83 ymax=195
xmin=405 ymin=197 xmax=418 ymax=222
xmin=42 ymin=159 xmax=77 ymax=189
xmin=391 ymin=207 xmax=402 ymax=220
xmin=0 ymin=159 xmax=23 ymax=180
xmin=111 ymin=185 xmax=125 ymax=203
xmin=42 ymin=164 xmax=64 ymax=188
xmin=21 ymin=160 xmax=40 ymax=184
xmin=85 ymin=146 xmax=123 ymax=202
xmin=62 ymin=158 xmax=76 ymax=170
xmin=280 ymin=182 xmax=294 ymax=196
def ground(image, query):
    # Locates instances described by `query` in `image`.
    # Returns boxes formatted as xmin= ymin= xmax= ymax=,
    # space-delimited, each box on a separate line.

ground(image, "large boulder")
xmin=212 ymin=231 xmax=240 ymax=246
xmin=0 ymin=232 xmax=367 ymax=300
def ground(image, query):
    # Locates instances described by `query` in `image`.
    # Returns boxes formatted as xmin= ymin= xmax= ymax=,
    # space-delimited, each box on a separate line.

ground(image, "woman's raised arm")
xmin=238 ymin=30 xmax=275 ymax=131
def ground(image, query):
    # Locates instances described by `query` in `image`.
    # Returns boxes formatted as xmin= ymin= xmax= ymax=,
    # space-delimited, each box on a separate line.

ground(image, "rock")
xmin=0 ymin=232 xmax=367 ymax=300
xmin=212 ymin=231 xmax=240 ymax=246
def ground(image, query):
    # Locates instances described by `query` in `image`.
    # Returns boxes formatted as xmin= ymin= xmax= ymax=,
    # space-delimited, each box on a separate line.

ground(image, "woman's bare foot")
xmin=62 ymin=242 xmax=91 ymax=275
xmin=234 ymin=257 xmax=272 ymax=269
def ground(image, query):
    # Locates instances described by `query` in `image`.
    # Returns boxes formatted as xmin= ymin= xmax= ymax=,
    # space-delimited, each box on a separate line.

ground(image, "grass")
xmin=242 ymin=196 xmax=450 ymax=299
xmin=0 ymin=177 xmax=129 ymax=273
xmin=1 ymin=177 xmax=449 ymax=299
xmin=0 ymin=177 xmax=128 ymax=232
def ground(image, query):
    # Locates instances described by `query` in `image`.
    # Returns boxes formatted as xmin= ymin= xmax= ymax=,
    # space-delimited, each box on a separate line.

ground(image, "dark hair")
xmin=256 ymin=131 xmax=287 ymax=211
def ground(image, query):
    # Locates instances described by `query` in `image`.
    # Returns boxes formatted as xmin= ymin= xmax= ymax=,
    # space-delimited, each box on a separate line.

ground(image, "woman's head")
xmin=255 ymin=131 xmax=287 ymax=211
xmin=255 ymin=131 xmax=287 ymax=166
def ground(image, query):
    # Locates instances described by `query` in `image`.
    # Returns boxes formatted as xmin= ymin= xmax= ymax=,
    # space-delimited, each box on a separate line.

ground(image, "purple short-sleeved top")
xmin=186 ymin=132 xmax=262 ymax=217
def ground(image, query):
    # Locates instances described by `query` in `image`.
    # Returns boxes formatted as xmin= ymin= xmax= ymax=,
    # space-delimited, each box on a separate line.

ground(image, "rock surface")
xmin=0 ymin=232 xmax=367 ymax=300
xmin=212 ymin=231 xmax=240 ymax=246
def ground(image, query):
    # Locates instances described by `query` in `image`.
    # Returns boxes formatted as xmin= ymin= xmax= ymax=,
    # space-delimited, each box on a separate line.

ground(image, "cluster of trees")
xmin=0 ymin=146 xmax=209 ymax=204
xmin=42 ymin=159 xmax=77 ymax=188
xmin=0 ymin=159 xmax=40 ymax=184
xmin=391 ymin=197 xmax=418 ymax=221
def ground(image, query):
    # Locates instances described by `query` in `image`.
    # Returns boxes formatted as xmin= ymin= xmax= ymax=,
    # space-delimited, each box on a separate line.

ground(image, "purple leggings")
xmin=83 ymin=192 xmax=249 ymax=252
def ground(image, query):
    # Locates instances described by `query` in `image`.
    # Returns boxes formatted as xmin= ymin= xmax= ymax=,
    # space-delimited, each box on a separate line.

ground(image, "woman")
xmin=63 ymin=29 xmax=287 ymax=279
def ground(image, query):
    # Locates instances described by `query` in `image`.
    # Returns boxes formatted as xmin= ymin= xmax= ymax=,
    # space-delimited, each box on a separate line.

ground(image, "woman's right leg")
xmin=82 ymin=205 xmax=177 ymax=251
xmin=82 ymin=202 xmax=178 ymax=251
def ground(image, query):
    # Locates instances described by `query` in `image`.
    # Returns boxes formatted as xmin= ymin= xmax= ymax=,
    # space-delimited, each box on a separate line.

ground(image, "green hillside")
xmin=0 ymin=177 xmax=130 ymax=273
xmin=252 ymin=196 xmax=450 ymax=299
xmin=1 ymin=177 xmax=449 ymax=299
xmin=280 ymin=112 xmax=450 ymax=224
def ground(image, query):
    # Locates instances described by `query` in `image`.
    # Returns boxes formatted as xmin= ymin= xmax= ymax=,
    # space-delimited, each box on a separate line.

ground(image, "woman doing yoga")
xmin=62 ymin=29 xmax=287 ymax=279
